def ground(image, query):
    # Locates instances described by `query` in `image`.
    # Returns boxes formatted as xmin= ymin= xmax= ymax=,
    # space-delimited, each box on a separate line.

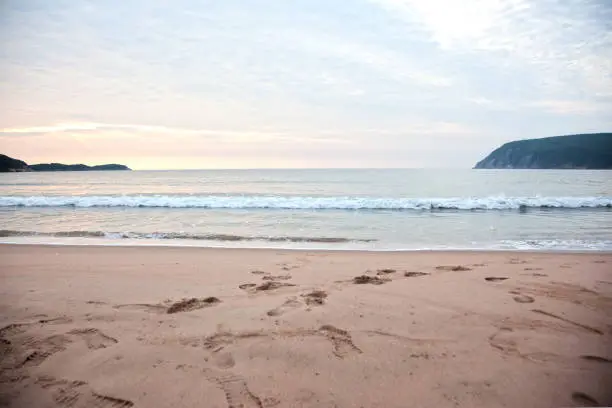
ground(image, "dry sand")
xmin=0 ymin=245 xmax=611 ymax=407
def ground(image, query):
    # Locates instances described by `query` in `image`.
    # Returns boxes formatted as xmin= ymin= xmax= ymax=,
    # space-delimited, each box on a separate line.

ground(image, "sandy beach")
xmin=1 ymin=245 xmax=611 ymax=407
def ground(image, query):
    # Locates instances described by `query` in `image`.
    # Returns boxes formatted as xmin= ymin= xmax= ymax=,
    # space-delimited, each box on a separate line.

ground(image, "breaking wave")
xmin=0 ymin=195 xmax=611 ymax=210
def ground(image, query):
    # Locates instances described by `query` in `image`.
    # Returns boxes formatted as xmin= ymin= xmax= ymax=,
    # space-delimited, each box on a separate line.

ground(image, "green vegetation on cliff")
xmin=474 ymin=133 xmax=612 ymax=169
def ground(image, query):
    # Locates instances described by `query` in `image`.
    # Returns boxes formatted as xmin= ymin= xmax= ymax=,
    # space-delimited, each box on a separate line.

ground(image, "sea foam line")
xmin=0 ymin=230 xmax=373 ymax=243
xmin=1 ymin=235 xmax=610 ymax=252
xmin=0 ymin=195 xmax=611 ymax=210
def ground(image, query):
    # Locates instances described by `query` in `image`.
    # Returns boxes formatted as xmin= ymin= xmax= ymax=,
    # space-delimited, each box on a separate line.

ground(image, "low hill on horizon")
xmin=0 ymin=154 xmax=131 ymax=172
xmin=474 ymin=133 xmax=612 ymax=169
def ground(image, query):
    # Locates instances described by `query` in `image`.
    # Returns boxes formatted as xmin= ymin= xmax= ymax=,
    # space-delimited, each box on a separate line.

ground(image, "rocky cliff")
xmin=474 ymin=133 xmax=612 ymax=169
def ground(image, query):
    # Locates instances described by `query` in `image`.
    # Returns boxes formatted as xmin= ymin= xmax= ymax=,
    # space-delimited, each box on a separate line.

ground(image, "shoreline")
xmin=1 ymin=245 xmax=611 ymax=407
xmin=2 ymin=241 xmax=612 ymax=254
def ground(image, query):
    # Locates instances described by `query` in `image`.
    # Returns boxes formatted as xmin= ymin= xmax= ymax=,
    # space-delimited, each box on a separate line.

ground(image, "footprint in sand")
xmin=277 ymin=262 xmax=300 ymax=271
xmin=0 ymin=323 xmax=32 ymax=339
xmin=202 ymin=331 xmax=267 ymax=351
xmin=113 ymin=304 xmax=168 ymax=314
xmin=302 ymin=290 xmax=328 ymax=306
xmin=166 ymin=297 xmax=221 ymax=314
xmin=267 ymin=297 xmax=302 ymax=316
xmin=262 ymin=397 xmax=281 ymax=407
xmin=318 ymin=325 xmax=362 ymax=358
xmin=257 ymin=281 xmax=296 ymax=291
xmin=16 ymin=328 xmax=118 ymax=369
xmin=485 ymin=277 xmax=509 ymax=282
xmin=436 ymin=265 xmax=472 ymax=271
xmin=114 ymin=297 xmax=221 ymax=314
xmin=512 ymin=294 xmax=535 ymax=304
xmin=85 ymin=300 xmax=107 ymax=305
xmin=240 ymin=281 xmax=296 ymax=293
xmin=488 ymin=327 xmax=518 ymax=356
xmin=352 ymin=275 xmax=388 ymax=285
xmin=37 ymin=317 xmax=73 ymax=325
xmin=20 ymin=334 xmax=73 ymax=368
xmin=202 ymin=368 xmax=264 ymax=408
xmin=404 ymin=272 xmax=429 ymax=278
xmin=267 ymin=290 xmax=329 ymax=316
xmin=36 ymin=375 xmax=134 ymax=407
xmin=200 ymin=325 xmax=362 ymax=360
xmin=376 ymin=268 xmax=396 ymax=275
xmin=0 ymin=317 xmax=73 ymax=340
xmin=251 ymin=270 xmax=268 ymax=275
xmin=1 ymin=319 xmax=80 ymax=370
xmin=516 ymin=281 xmax=611 ymax=310
xmin=68 ymin=328 xmax=118 ymax=349
xmin=211 ymin=351 xmax=236 ymax=369
xmin=488 ymin=328 xmax=575 ymax=368
xmin=261 ymin=275 xmax=292 ymax=281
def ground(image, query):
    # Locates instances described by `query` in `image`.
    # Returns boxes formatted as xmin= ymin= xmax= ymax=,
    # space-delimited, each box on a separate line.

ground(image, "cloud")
xmin=1 ymin=120 xmax=477 ymax=140
xmin=528 ymin=100 xmax=607 ymax=115
xmin=0 ymin=118 xmax=483 ymax=169
xmin=0 ymin=0 xmax=610 ymax=168
xmin=0 ymin=122 xmax=287 ymax=140
xmin=369 ymin=0 xmax=612 ymax=97
xmin=371 ymin=0 xmax=517 ymax=49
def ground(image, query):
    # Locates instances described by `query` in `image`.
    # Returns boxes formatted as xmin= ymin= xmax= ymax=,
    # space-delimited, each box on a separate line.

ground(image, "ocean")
xmin=1 ymin=169 xmax=611 ymax=251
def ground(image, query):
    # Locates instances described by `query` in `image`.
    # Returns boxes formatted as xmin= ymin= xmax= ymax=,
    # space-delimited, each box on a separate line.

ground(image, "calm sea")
xmin=1 ymin=169 xmax=611 ymax=251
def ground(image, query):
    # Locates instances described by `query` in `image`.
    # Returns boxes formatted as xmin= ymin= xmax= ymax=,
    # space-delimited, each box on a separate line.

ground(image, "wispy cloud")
xmin=528 ymin=100 xmax=607 ymax=115
xmin=369 ymin=0 xmax=612 ymax=97
xmin=1 ymin=120 xmax=476 ymax=139
xmin=0 ymin=123 xmax=286 ymax=139
xmin=0 ymin=0 xmax=610 ymax=168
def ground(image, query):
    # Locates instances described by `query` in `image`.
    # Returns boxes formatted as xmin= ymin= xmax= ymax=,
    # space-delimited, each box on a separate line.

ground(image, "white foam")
xmin=498 ymin=239 xmax=612 ymax=251
xmin=0 ymin=195 xmax=611 ymax=210
xmin=1 ymin=236 xmax=610 ymax=252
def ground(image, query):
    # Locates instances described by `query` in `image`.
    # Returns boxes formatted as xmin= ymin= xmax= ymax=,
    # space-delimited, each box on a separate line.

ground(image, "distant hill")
xmin=474 ymin=133 xmax=612 ymax=169
xmin=0 ymin=154 xmax=131 ymax=172
xmin=0 ymin=154 xmax=30 ymax=172
xmin=29 ymin=163 xmax=131 ymax=171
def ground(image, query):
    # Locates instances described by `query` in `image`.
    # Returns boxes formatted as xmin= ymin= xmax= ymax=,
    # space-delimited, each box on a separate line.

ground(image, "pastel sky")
xmin=1 ymin=0 xmax=611 ymax=169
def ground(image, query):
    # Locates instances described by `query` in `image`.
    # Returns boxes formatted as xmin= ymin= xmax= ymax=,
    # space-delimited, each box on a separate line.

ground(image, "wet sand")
xmin=1 ymin=245 xmax=611 ymax=407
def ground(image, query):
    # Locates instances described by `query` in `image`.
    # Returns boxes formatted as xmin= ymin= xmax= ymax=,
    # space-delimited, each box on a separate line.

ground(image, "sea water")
xmin=1 ymin=169 xmax=610 ymax=251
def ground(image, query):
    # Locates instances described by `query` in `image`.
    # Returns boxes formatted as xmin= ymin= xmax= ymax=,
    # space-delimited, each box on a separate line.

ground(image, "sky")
xmin=1 ymin=0 xmax=611 ymax=169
